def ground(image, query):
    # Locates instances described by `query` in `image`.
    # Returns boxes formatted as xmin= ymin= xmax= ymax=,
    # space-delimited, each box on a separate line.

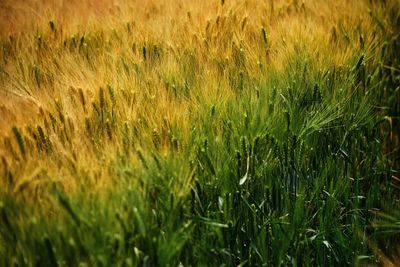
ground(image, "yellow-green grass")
xmin=0 ymin=0 xmax=399 ymax=266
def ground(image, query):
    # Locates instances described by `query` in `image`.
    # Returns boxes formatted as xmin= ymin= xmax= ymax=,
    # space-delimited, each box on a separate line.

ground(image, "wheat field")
xmin=0 ymin=0 xmax=399 ymax=266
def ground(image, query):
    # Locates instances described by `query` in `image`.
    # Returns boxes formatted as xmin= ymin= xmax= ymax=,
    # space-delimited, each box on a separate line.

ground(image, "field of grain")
xmin=0 ymin=0 xmax=399 ymax=266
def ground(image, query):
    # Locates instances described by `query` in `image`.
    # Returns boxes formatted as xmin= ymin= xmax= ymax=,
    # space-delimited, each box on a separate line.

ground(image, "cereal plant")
xmin=0 ymin=0 xmax=399 ymax=266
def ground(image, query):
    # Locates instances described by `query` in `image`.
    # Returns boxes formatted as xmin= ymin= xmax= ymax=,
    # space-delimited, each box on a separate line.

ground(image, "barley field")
xmin=0 ymin=0 xmax=399 ymax=266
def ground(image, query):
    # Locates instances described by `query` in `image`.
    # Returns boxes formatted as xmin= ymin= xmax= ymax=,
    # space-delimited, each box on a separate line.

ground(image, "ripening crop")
xmin=0 ymin=0 xmax=399 ymax=266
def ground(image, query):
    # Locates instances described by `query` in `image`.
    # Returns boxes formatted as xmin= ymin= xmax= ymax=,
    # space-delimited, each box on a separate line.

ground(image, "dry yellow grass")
xmin=0 ymin=0 xmax=398 ymax=193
